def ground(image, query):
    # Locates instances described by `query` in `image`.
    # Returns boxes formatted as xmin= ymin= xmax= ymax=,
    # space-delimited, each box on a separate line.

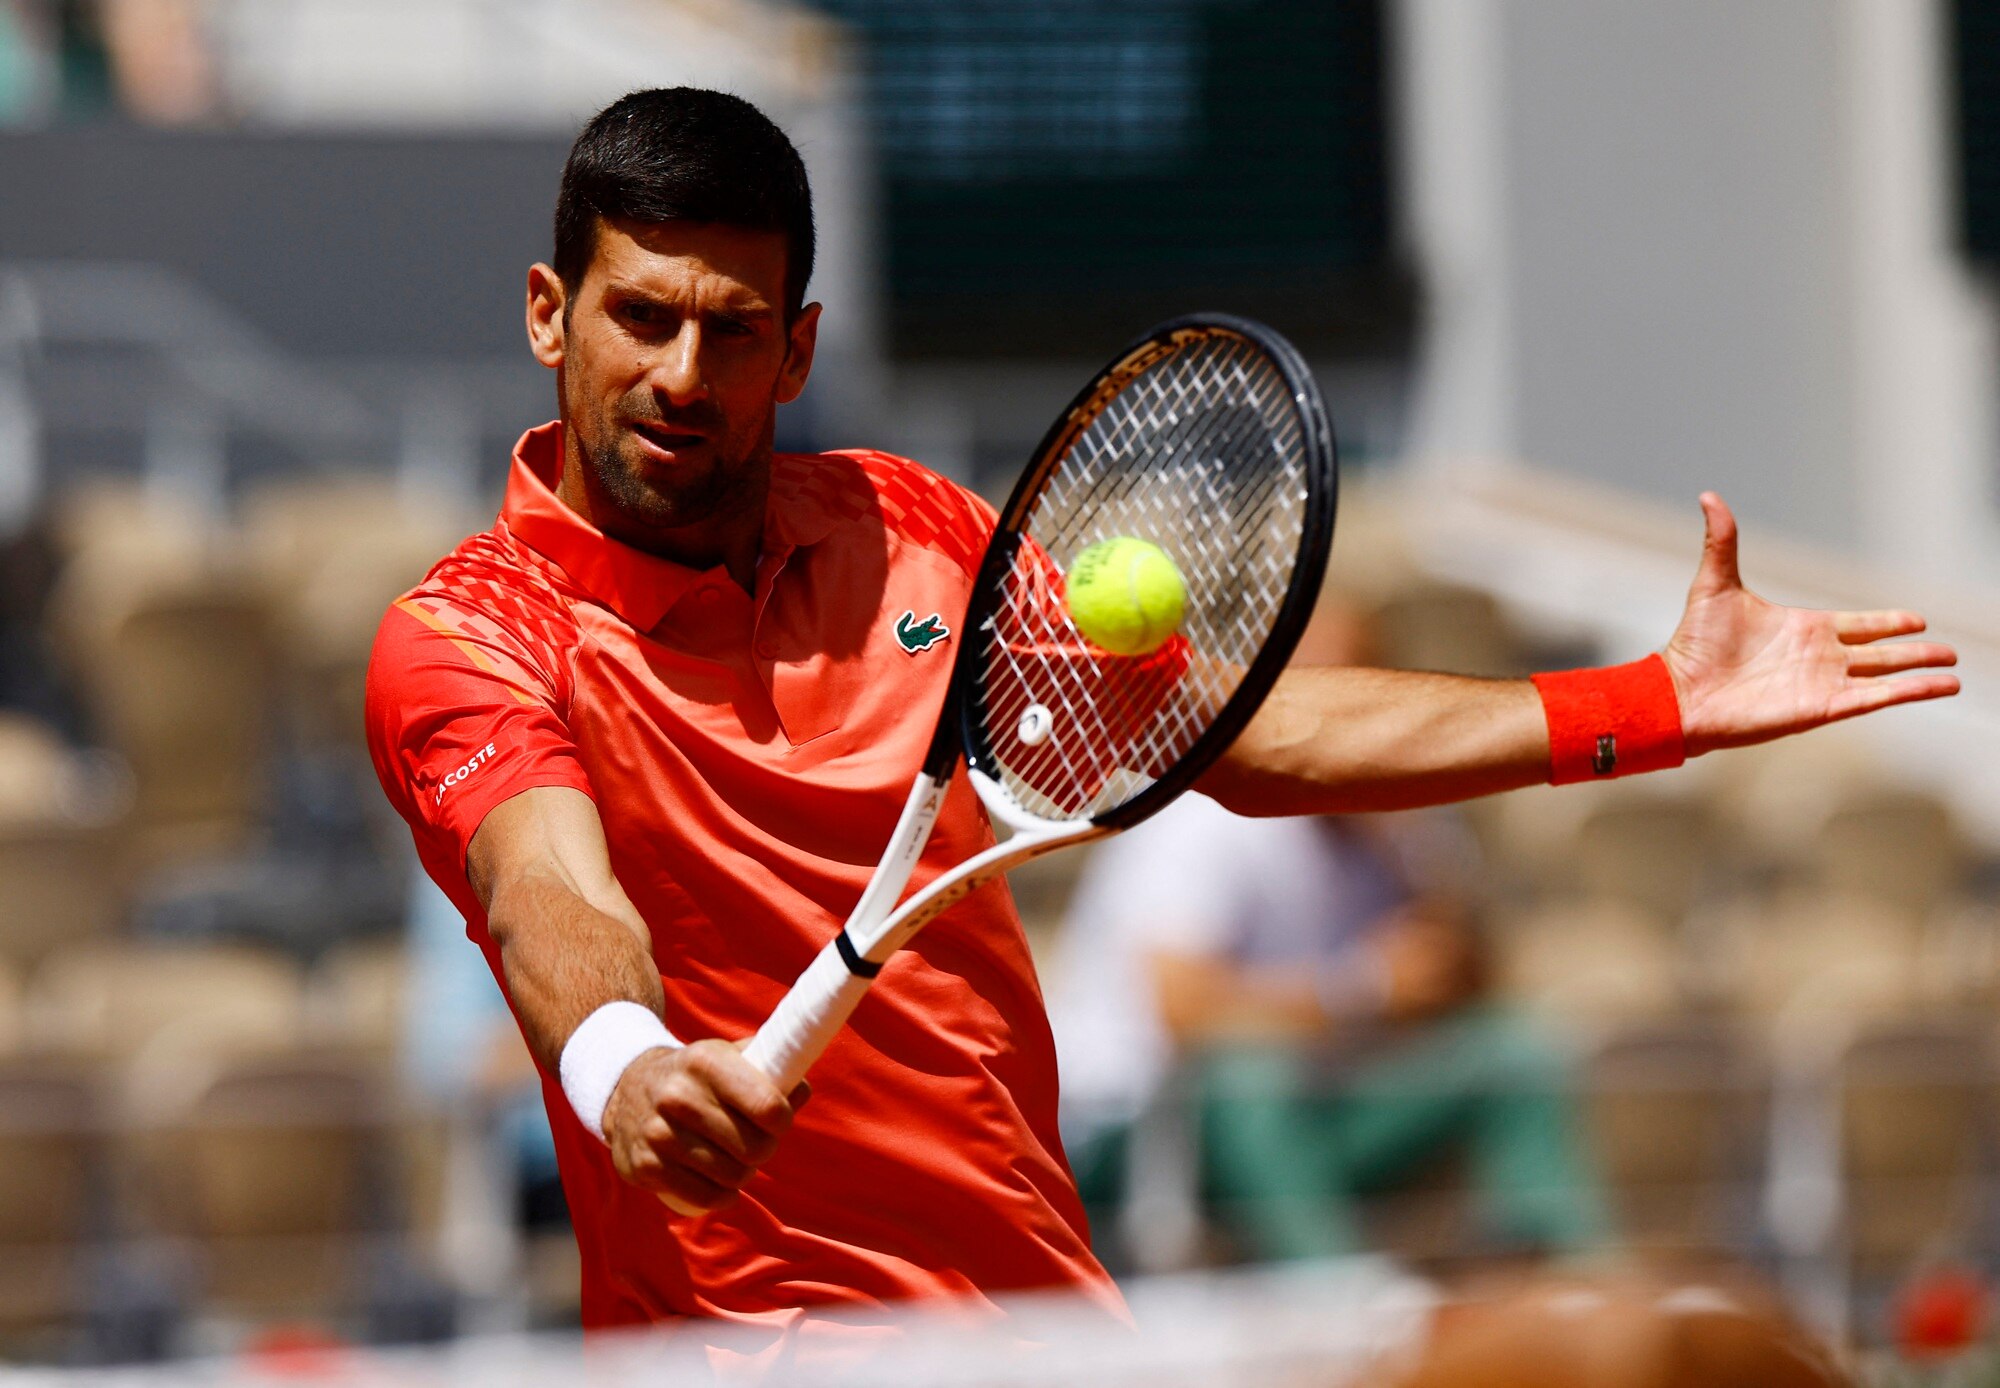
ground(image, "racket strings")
xmin=974 ymin=330 xmax=1313 ymax=821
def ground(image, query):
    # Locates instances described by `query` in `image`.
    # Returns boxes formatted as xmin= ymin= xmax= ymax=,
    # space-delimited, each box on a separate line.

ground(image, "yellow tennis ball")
xmin=1066 ymin=537 xmax=1187 ymax=656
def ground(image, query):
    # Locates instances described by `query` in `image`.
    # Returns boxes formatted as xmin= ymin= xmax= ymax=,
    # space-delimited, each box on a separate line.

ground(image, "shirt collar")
xmin=498 ymin=421 xmax=841 ymax=631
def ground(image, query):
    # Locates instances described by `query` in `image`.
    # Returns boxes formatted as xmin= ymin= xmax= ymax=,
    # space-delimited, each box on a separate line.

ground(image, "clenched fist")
xmin=602 ymin=1038 xmax=810 ymax=1216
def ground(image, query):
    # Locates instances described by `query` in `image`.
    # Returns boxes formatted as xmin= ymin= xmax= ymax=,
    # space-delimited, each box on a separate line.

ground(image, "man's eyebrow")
xmin=601 ymin=281 xmax=666 ymax=304
xmin=600 ymin=283 xmax=776 ymax=316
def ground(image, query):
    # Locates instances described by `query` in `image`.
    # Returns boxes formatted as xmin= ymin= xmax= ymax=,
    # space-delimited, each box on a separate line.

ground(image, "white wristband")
xmin=559 ymin=1001 xmax=681 ymax=1143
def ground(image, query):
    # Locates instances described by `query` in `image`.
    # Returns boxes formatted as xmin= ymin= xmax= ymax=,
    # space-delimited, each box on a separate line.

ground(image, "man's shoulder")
xmin=374 ymin=524 xmax=583 ymax=676
xmin=780 ymin=448 xmax=996 ymax=581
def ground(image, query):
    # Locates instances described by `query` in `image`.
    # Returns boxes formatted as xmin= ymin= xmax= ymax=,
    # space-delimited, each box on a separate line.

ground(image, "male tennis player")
xmin=365 ymin=88 xmax=1957 ymax=1348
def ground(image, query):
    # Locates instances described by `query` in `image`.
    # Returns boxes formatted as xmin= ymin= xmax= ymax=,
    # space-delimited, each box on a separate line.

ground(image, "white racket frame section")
xmin=743 ymin=771 xmax=1103 ymax=1091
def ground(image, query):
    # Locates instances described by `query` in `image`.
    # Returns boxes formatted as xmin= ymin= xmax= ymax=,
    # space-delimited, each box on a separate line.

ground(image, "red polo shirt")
xmin=365 ymin=422 xmax=1120 ymax=1347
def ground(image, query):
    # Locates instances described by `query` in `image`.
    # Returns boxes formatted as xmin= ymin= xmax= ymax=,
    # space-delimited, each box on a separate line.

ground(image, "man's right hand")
xmin=601 ymin=1038 xmax=808 ymax=1216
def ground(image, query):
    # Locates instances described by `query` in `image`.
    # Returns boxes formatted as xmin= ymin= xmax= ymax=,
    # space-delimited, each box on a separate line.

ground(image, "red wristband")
xmin=1530 ymin=654 xmax=1686 ymax=785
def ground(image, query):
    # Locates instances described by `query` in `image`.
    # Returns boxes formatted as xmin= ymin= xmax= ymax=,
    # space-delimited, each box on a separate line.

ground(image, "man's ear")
xmin=775 ymin=302 xmax=822 ymax=405
xmin=526 ymin=263 xmax=567 ymax=369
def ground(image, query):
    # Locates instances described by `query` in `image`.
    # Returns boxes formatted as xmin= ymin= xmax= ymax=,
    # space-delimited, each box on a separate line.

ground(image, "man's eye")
xmin=712 ymin=316 xmax=754 ymax=337
xmin=623 ymin=302 xmax=663 ymax=325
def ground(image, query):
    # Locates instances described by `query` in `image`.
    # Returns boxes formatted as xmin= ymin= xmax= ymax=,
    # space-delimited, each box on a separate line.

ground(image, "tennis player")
xmin=365 ymin=88 xmax=1958 ymax=1352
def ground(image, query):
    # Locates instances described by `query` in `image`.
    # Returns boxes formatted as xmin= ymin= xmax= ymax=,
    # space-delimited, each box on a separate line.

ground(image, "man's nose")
xmin=648 ymin=321 xmax=709 ymax=406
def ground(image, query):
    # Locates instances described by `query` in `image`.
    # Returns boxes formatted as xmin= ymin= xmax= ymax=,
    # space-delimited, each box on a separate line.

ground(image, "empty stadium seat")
xmin=1568 ymin=796 xmax=1726 ymax=926
xmin=0 ymin=960 xmax=20 ymax=1058
xmin=1584 ymin=1019 xmax=1766 ymax=1255
xmin=308 ymin=939 xmax=408 ymax=1066
xmin=44 ymin=519 xmax=274 ymax=861
xmin=0 ymin=822 xmax=128 ymax=969
xmin=1838 ymin=1018 xmax=1993 ymax=1283
xmin=75 ymin=588 xmax=272 ymax=859
xmin=0 ymin=1063 xmax=102 ymax=1332
xmin=243 ymin=475 xmax=467 ymax=747
xmin=1368 ymin=582 xmax=1531 ymax=679
xmin=26 ymin=942 xmax=303 ymax=1074
xmin=1483 ymin=781 xmax=1733 ymax=927
xmin=129 ymin=1047 xmax=389 ymax=1318
xmin=1717 ymin=890 xmax=1935 ymax=1023
xmin=1805 ymin=788 xmax=1966 ymax=921
xmin=1496 ymin=898 xmax=1684 ymax=1024
xmin=0 ymin=714 xmax=131 ymax=968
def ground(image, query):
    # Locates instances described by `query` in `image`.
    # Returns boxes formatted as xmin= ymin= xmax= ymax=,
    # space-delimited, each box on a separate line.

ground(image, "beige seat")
xmin=0 ymin=822 xmax=127 ymax=971
xmin=1804 ymin=788 xmax=1965 ymax=921
xmin=285 ymin=529 xmax=461 ymax=746
xmin=1496 ymin=898 xmax=1684 ymax=1025
xmin=1837 ymin=1018 xmax=1991 ymax=1284
xmin=309 ymin=939 xmax=408 ymax=1066
xmin=46 ymin=480 xmax=210 ymax=569
xmin=1718 ymin=890 xmax=1931 ymax=1024
xmin=1479 ymin=780 xmax=1723 ymax=918
xmin=1368 ymin=582 xmax=1529 ymax=679
xmin=1707 ymin=724 xmax=1884 ymax=862
xmin=0 ymin=1064 xmax=101 ymax=1331
xmin=1567 ymin=796 xmax=1724 ymax=927
xmin=45 ymin=508 xmax=271 ymax=862
xmin=240 ymin=476 xmax=454 ymax=593
xmin=0 ymin=961 xmax=20 ymax=1057
xmin=1585 ymin=1020 xmax=1764 ymax=1254
xmin=132 ymin=1048 xmax=385 ymax=1318
xmin=0 ymin=716 xmax=131 ymax=969
xmin=70 ymin=586 xmax=272 ymax=860
xmin=26 ymin=942 xmax=302 ymax=1073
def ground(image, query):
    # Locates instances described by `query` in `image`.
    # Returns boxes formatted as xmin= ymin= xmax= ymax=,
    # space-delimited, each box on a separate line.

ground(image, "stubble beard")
xmin=576 ymin=403 xmax=773 ymax=542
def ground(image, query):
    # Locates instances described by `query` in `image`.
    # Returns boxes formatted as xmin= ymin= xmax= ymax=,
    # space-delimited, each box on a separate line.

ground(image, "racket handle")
xmin=743 ymin=940 xmax=875 ymax=1092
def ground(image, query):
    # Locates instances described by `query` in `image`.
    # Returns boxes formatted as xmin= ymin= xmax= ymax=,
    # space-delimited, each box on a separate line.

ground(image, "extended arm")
xmin=1201 ymin=494 xmax=1959 ymax=816
xmin=469 ymin=786 xmax=801 ymax=1215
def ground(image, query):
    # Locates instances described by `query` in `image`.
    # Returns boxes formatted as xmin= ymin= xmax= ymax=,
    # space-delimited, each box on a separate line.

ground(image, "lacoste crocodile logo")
xmin=894 ymin=610 xmax=950 ymax=655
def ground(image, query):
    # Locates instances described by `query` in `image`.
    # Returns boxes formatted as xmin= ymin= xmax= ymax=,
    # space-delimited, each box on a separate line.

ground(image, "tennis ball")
xmin=1066 ymin=537 xmax=1187 ymax=656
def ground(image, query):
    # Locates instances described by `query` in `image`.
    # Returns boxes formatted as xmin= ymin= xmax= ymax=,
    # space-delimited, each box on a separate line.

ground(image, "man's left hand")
xmin=1663 ymin=493 xmax=1960 ymax=756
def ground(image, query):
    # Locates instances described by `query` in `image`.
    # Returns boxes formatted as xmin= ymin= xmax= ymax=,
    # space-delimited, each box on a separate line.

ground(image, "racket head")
xmin=947 ymin=312 xmax=1337 ymax=832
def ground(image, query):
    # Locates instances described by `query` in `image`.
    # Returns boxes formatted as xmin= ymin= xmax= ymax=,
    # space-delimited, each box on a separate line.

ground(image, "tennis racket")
xmin=742 ymin=313 xmax=1338 ymax=1091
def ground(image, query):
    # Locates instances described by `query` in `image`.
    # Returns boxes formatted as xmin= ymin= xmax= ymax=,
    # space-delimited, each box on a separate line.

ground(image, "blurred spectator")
xmin=0 ymin=1 xmax=49 ymax=124
xmin=402 ymin=873 xmax=567 ymax=1235
xmin=1048 ymin=599 xmax=1607 ymax=1263
xmin=97 ymin=0 xmax=215 ymax=125
xmin=3 ymin=0 xmax=217 ymax=125
xmin=50 ymin=0 xmax=111 ymax=121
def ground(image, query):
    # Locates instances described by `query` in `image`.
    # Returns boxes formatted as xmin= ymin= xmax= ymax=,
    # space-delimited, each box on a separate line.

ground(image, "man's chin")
xmin=598 ymin=454 xmax=732 ymax=532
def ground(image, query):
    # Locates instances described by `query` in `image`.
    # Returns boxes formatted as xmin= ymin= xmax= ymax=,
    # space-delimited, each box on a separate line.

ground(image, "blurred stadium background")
xmin=2 ymin=0 xmax=2000 ymax=1381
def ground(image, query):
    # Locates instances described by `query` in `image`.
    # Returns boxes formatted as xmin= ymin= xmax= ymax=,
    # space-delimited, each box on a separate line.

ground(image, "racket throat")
xmin=840 ymin=775 xmax=951 ymax=959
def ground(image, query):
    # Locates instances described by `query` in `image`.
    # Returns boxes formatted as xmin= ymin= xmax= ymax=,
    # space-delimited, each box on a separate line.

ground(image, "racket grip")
xmin=743 ymin=940 xmax=875 ymax=1092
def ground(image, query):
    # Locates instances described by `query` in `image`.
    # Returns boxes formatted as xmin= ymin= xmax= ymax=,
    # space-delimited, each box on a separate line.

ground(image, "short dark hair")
xmin=553 ymin=88 xmax=816 ymax=317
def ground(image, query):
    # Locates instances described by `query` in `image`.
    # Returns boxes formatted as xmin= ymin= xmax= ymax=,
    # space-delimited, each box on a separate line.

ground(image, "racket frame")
xmin=743 ymin=313 xmax=1337 ymax=1092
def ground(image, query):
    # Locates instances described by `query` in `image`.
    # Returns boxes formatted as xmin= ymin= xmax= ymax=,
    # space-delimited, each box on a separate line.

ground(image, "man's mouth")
xmin=630 ymin=420 xmax=710 ymax=456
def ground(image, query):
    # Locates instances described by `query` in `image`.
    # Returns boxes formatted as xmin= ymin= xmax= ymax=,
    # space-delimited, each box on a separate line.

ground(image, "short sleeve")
xmin=365 ymin=596 xmax=595 ymax=871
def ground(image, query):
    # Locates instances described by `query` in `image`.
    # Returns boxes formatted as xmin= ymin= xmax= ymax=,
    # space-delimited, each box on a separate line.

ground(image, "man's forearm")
xmin=486 ymin=873 xmax=667 ymax=1077
xmin=1198 ymin=666 xmax=1550 ymax=816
